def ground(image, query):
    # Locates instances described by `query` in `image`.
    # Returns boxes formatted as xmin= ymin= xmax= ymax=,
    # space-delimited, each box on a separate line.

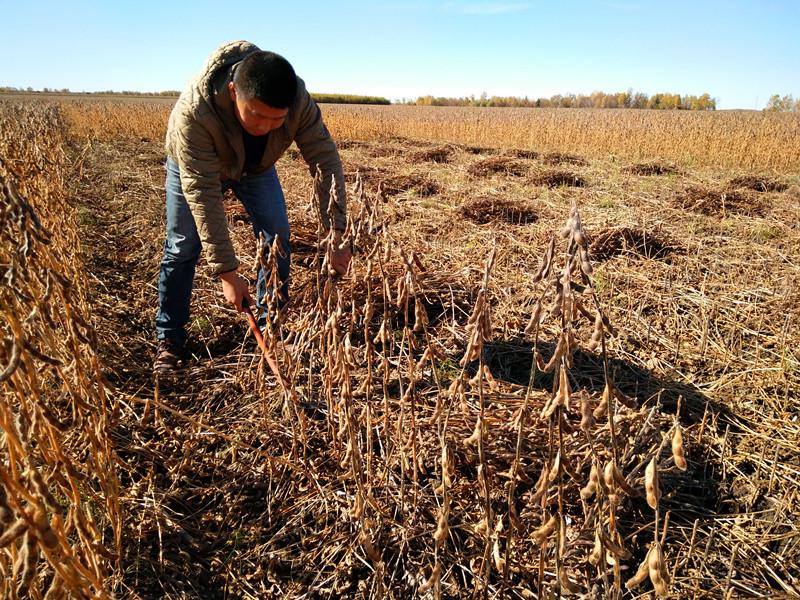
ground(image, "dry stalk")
xmin=0 ymin=104 xmax=118 ymax=598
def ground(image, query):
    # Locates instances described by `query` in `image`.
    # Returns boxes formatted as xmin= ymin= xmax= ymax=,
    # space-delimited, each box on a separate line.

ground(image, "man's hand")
xmin=219 ymin=270 xmax=252 ymax=312
xmin=330 ymin=230 xmax=352 ymax=275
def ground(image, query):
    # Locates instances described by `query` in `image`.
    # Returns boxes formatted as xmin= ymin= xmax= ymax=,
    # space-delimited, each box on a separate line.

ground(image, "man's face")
xmin=228 ymin=82 xmax=289 ymax=136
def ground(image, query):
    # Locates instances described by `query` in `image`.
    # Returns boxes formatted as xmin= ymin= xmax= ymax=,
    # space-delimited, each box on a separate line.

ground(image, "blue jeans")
xmin=155 ymin=157 xmax=290 ymax=343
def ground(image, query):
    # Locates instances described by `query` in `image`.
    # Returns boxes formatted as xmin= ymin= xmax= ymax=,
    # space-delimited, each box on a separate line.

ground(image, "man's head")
xmin=228 ymin=51 xmax=297 ymax=136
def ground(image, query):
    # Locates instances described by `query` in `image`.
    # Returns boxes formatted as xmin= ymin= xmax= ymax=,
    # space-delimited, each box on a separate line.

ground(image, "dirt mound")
xmin=461 ymin=145 xmax=496 ymax=155
xmin=468 ymin=157 xmax=528 ymax=177
xmin=623 ymin=162 xmax=679 ymax=176
xmin=409 ymin=146 xmax=452 ymax=163
xmin=531 ymin=169 xmax=587 ymax=188
xmin=335 ymin=139 xmax=367 ymax=150
xmin=675 ymin=186 xmax=765 ymax=216
xmin=380 ymin=174 xmax=440 ymax=197
xmin=344 ymin=166 xmax=439 ymax=198
xmin=386 ymin=135 xmax=429 ymax=147
xmin=728 ymin=175 xmax=788 ymax=193
xmin=589 ymin=226 xmax=683 ymax=261
xmin=460 ymin=196 xmax=539 ymax=225
xmin=542 ymin=152 xmax=588 ymax=166
xmin=343 ymin=163 xmax=383 ymax=184
xmin=508 ymin=148 xmax=540 ymax=160
xmin=366 ymin=145 xmax=399 ymax=158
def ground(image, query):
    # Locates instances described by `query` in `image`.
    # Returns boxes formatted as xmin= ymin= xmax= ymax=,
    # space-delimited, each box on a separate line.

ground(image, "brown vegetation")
xmin=728 ymin=175 xmax=788 ymax=193
xmin=589 ymin=226 xmax=682 ymax=261
xmin=0 ymin=103 xmax=119 ymax=598
xmin=508 ymin=149 xmax=539 ymax=160
xmin=320 ymin=105 xmax=800 ymax=172
xmin=623 ymin=162 xmax=680 ymax=176
xmin=530 ymin=170 xmax=587 ymax=188
xmin=461 ymin=145 xmax=497 ymax=155
xmin=675 ymin=186 xmax=765 ymax=216
xmin=542 ymin=151 xmax=588 ymax=166
xmin=468 ymin=157 xmax=528 ymax=177
xmin=380 ymin=174 xmax=440 ymax=197
xmin=459 ymin=196 xmax=539 ymax=225
xmin=2 ymin=98 xmax=799 ymax=598
xmin=409 ymin=145 xmax=453 ymax=163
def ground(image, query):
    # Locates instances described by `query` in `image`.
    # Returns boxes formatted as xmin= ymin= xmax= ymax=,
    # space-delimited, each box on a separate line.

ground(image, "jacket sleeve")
xmin=174 ymin=115 xmax=239 ymax=276
xmin=293 ymin=91 xmax=348 ymax=231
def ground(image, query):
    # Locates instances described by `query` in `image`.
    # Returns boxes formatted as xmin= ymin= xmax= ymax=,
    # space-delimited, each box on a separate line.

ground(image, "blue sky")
xmin=1 ymin=0 xmax=798 ymax=109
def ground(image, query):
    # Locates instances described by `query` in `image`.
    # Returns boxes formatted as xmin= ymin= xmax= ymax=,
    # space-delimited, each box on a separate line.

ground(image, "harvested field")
xmin=589 ymin=225 xmax=683 ymax=261
xmin=508 ymin=149 xmax=539 ymax=160
xmin=530 ymin=169 xmax=587 ymax=188
xmin=623 ymin=162 xmax=680 ymax=176
xmin=468 ymin=156 xmax=528 ymax=177
xmin=2 ymin=98 xmax=799 ymax=599
xmin=461 ymin=145 xmax=497 ymax=155
xmin=409 ymin=145 xmax=452 ymax=163
xmin=335 ymin=139 xmax=368 ymax=150
xmin=341 ymin=163 xmax=440 ymax=198
xmin=728 ymin=174 xmax=788 ymax=193
xmin=343 ymin=162 xmax=382 ymax=181
xmin=541 ymin=151 xmax=588 ymax=166
xmin=675 ymin=186 xmax=764 ymax=216
xmin=379 ymin=174 xmax=440 ymax=197
xmin=319 ymin=104 xmax=800 ymax=172
xmin=459 ymin=196 xmax=539 ymax=225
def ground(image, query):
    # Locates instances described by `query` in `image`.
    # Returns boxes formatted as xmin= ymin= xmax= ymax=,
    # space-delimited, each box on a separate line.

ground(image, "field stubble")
xmin=60 ymin=99 xmax=800 ymax=173
xmin=1 ymin=98 xmax=799 ymax=598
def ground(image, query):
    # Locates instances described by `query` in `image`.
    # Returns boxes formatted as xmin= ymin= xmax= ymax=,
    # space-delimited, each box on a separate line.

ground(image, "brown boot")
xmin=153 ymin=339 xmax=186 ymax=373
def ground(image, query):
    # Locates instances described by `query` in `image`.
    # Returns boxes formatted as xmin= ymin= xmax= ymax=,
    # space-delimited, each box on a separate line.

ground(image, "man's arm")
xmin=175 ymin=115 xmax=252 ymax=307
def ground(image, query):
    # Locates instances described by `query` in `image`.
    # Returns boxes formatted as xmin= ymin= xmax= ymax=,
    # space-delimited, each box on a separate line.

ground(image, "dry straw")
xmin=0 ymin=103 xmax=119 ymax=598
xmin=4 ymin=97 xmax=797 ymax=598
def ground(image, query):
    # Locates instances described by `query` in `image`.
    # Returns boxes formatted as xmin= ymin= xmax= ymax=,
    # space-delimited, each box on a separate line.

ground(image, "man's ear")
xmin=227 ymin=81 xmax=236 ymax=101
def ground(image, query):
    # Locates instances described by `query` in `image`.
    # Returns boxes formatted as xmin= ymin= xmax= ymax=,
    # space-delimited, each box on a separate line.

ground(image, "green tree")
xmin=764 ymin=94 xmax=796 ymax=111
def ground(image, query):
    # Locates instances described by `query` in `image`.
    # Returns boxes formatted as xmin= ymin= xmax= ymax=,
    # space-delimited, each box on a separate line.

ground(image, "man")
xmin=154 ymin=40 xmax=351 ymax=372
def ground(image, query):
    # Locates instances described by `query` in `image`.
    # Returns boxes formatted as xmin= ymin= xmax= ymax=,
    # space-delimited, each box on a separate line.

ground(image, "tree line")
xmin=3 ymin=86 xmax=797 ymax=111
xmin=765 ymin=94 xmax=800 ymax=112
xmin=311 ymin=93 xmax=390 ymax=105
xmin=0 ymin=86 xmax=181 ymax=96
xmin=0 ymin=86 xmax=390 ymax=105
xmin=409 ymin=90 xmax=717 ymax=110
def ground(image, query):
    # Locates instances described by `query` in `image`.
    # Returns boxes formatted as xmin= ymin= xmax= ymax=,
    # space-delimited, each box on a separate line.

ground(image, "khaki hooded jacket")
xmin=165 ymin=40 xmax=347 ymax=276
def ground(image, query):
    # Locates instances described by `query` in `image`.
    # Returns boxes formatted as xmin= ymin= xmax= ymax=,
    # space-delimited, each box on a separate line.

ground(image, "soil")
xmin=53 ymin=117 xmax=800 ymax=598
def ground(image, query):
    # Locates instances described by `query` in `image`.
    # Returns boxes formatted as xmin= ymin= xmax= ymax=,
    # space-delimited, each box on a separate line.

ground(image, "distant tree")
xmin=765 ymin=94 xmax=796 ymax=112
xmin=601 ymin=94 xmax=617 ymax=108
xmin=631 ymin=92 xmax=647 ymax=109
xmin=766 ymin=94 xmax=783 ymax=111
xmin=407 ymin=89 xmax=717 ymax=110
xmin=661 ymin=94 xmax=679 ymax=109
xmin=692 ymin=93 xmax=715 ymax=111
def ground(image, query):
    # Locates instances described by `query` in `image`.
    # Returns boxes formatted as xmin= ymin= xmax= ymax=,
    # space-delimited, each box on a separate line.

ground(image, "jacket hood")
xmin=196 ymin=40 xmax=260 ymax=103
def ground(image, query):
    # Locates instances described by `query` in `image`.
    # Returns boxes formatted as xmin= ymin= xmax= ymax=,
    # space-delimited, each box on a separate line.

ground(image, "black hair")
xmin=233 ymin=51 xmax=297 ymax=108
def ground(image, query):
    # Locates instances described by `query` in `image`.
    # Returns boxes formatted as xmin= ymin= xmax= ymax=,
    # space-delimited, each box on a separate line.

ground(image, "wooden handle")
xmin=241 ymin=298 xmax=289 ymax=388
